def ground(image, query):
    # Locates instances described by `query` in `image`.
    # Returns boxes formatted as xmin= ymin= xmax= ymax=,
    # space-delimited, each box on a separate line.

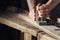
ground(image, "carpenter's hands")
xmin=28 ymin=4 xmax=49 ymax=21
xmin=36 ymin=4 xmax=49 ymax=18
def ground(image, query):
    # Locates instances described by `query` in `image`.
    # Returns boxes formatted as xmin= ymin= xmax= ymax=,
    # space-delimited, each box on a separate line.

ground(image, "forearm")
xmin=46 ymin=0 xmax=60 ymax=11
xmin=27 ymin=0 xmax=35 ymax=11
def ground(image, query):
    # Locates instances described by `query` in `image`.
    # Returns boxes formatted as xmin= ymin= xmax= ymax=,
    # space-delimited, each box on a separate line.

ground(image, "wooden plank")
xmin=40 ymin=34 xmax=57 ymax=40
xmin=0 ymin=13 xmax=60 ymax=39
xmin=0 ymin=18 xmax=37 ymax=36
xmin=42 ymin=26 xmax=60 ymax=37
xmin=37 ymin=33 xmax=58 ymax=40
xmin=17 ymin=14 xmax=60 ymax=39
xmin=24 ymin=32 xmax=32 ymax=40
xmin=37 ymin=33 xmax=42 ymax=40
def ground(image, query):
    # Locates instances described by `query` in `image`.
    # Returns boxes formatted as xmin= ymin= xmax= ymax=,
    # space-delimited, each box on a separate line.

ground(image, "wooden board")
xmin=0 ymin=13 xmax=40 ymax=37
xmin=17 ymin=13 xmax=60 ymax=39
xmin=0 ymin=13 xmax=60 ymax=39
xmin=40 ymin=34 xmax=56 ymax=40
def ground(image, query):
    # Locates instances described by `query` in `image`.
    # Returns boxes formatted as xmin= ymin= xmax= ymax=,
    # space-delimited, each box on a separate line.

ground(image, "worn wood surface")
xmin=0 ymin=13 xmax=40 ymax=37
xmin=0 ymin=13 xmax=60 ymax=39
xmin=24 ymin=32 xmax=32 ymax=40
xmin=40 ymin=34 xmax=56 ymax=40
xmin=37 ymin=33 xmax=42 ymax=40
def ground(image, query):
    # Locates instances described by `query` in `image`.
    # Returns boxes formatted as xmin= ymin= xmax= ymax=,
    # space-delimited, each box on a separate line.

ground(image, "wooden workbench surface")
xmin=0 ymin=13 xmax=60 ymax=39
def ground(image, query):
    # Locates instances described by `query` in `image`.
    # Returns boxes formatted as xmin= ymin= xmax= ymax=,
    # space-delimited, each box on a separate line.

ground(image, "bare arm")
xmin=27 ymin=0 xmax=35 ymax=11
xmin=27 ymin=0 xmax=36 ymax=21
xmin=27 ymin=0 xmax=35 ymax=10
xmin=46 ymin=0 xmax=60 ymax=11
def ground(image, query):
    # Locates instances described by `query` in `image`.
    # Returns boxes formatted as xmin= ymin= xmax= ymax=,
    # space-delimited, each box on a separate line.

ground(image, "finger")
xmin=39 ymin=11 xmax=49 ymax=18
xmin=36 ymin=3 xmax=41 ymax=10
xmin=37 ymin=3 xmax=41 ymax=7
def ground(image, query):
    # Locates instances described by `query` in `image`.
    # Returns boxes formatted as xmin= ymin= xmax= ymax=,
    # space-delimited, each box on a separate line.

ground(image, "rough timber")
xmin=0 ymin=13 xmax=60 ymax=40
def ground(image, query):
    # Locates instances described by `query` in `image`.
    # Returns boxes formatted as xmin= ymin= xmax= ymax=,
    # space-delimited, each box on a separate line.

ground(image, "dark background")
xmin=0 ymin=0 xmax=49 ymax=12
xmin=0 ymin=0 xmax=60 ymax=18
xmin=0 ymin=0 xmax=28 ymax=11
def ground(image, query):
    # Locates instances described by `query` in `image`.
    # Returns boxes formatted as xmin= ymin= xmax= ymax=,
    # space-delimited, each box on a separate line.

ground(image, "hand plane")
xmin=34 ymin=4 xmax=60 ymax=28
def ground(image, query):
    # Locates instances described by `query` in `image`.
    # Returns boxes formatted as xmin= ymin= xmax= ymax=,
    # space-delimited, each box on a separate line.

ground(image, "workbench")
xmin=0 ymin=13 xmax=60 ymax=40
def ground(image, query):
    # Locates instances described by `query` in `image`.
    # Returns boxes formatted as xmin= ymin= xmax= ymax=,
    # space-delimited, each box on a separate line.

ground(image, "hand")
xmin=36 ymin=4 xmax=49 ymax=18
xmin=28 ymin=4 xmax=49 ymax=21
xmin=28 ymin=9 xmax=35 ymax=21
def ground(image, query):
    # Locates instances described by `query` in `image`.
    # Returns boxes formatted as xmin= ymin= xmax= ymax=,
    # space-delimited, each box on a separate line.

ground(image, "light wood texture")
xmin=40 ymin=34 xmax=56 ymax=40
xmin=37 ymin=33 xmax=42 ymax=40
xmin=0 ymin=13 xmax=60 ymax=39
xmin=0 ymin=13 xmax=41 ymax=37
xmin=0 ymin=17 xmax=37 ymax=36
xmin=24 ymin=32 xmax=32 ymax=40
xmin=17 ymin=14 xmax=60 ymax=39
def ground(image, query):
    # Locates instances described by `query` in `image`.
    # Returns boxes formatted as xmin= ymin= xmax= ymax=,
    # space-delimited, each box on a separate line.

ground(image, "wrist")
xmin=29 ymin=8 xmax=35 ymax=12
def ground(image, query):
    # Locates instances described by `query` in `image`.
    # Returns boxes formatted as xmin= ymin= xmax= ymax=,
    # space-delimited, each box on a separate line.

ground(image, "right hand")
xmin=28 ymin=4 xmax=49 ymax=21
xmin=28 ymin=9 xmax=35 ymax=21
xmin=36 ymin=4 xmax=49 ymax=18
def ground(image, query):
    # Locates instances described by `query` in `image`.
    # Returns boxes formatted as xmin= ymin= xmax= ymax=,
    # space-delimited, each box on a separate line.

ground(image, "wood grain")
xmin=0 ymin=13 xmax=60 ymax=39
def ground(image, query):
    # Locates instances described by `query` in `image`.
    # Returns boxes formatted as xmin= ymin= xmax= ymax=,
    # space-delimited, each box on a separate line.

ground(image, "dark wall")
xmin=0 ymin=23 xmax=20 ymax=40
xmin=0 ymin=0 xmax=29 ymax=11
